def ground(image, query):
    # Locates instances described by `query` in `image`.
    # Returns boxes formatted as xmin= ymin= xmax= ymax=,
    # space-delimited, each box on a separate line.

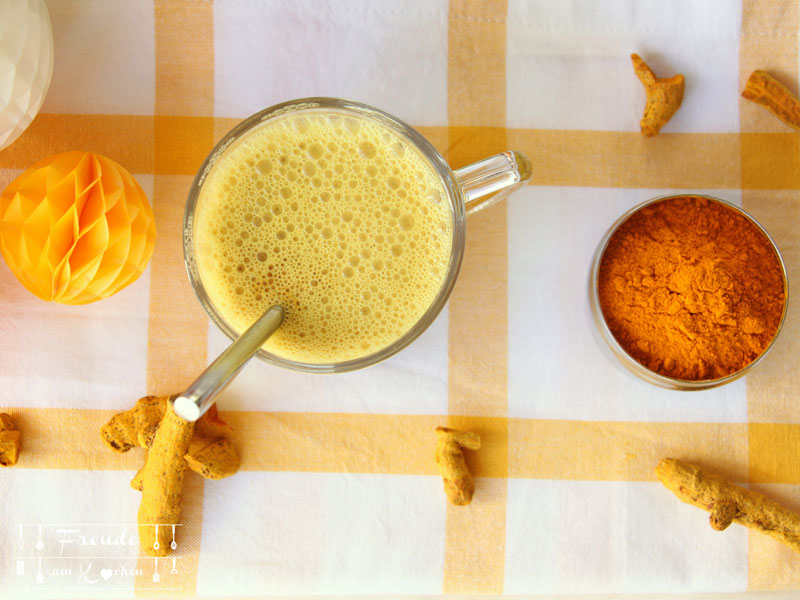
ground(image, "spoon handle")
xmin=172 ymin=305 xmax=284 ymax=421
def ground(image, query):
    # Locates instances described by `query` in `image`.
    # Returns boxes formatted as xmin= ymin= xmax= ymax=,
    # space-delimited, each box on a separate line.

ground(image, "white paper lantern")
xmin=0 ymin=0 xmax=54 ymax=151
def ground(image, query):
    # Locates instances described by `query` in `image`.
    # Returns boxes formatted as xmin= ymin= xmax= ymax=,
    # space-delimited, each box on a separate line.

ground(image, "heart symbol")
xmin=100 ymin=568 xmax=112 ymax=581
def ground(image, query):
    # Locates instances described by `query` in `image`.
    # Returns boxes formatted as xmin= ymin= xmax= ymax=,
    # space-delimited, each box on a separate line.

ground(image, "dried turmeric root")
xmin=0 ymin=413 xmax=20 ymax=466
xmin=101 ymin=396 xmax=239 ymax=556
xmin=656 ymin=458 xmax=800 ymax=553
xmin=742 ymin=70 xmax=800 ymax=131
xmin=435 ymin=427 xmax=481 ymax=505
xmin=631 ymin=53 xmax=685 ymax=136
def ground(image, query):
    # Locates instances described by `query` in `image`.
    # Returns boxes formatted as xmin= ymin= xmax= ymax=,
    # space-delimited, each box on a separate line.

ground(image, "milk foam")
xmin=195 ymin=110 xmax=453 ymax=364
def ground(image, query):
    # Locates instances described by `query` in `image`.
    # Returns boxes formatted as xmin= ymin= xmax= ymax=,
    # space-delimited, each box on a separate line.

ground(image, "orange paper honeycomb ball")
xmin=0 ymin=151 xmax=156 ymax=304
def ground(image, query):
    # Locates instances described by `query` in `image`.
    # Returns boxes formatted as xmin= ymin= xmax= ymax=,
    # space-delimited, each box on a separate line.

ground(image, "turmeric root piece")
xmin=0 ymin=413 xmax=20 ymax=466
xmin=101 ymin=397 xmax=239 ymax=556
xmin=101 ymin=395 xmax=165 ymax=452
xmin=137 ymin=400 xmax=195 ymax=556
xmin=742 ymin=70 xmax=800 ymax=131
xmin=656 ymin=458 xmax=800 ymax=553
xmin=435 ymin=427 xmax=481 ymax=506
xmin=632 ymin=53 xmax=685 ymax=136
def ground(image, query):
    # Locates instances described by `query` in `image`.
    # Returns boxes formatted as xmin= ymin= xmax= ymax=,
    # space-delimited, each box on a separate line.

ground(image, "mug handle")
xmin=454 ymin=150 xmax=532 ymax=216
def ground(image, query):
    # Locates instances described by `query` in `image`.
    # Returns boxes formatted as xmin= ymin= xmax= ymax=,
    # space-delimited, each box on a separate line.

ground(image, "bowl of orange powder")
xmin=589 ymin=194 xmax=788 ymax=390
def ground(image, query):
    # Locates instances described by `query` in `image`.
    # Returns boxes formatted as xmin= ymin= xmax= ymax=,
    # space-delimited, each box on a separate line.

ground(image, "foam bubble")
xmin=359 ymin=142 xmax=376 ymax=159
xmin=399 ymin=214 xmax=415 ymax=231
xmin=344 ymin=118 xmax=360 ymax=135
xmin=308 ymin=143 xmax=324 ymax=160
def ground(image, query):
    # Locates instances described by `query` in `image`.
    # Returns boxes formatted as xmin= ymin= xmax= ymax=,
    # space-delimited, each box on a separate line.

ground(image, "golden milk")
xmin=194 ymin=110 xmax=453 ymax=364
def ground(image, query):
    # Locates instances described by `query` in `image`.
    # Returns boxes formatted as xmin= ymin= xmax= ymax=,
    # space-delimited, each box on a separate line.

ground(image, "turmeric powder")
xmin=597 ymin=196 xmax=785 ymax=380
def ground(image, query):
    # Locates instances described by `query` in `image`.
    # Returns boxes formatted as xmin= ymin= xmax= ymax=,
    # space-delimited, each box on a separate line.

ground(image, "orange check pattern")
xmin=1 ymin=0 xmax=800 ymax=596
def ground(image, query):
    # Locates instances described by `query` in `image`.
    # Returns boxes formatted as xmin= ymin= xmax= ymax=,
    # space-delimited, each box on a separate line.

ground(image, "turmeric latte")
xmin=598 ymin=196 xmax=785 ymax=380
xmin=194 ymin=110 xmax=453 ymax=364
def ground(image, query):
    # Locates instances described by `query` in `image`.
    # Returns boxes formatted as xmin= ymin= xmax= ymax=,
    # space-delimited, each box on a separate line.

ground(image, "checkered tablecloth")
xmin=2 ymin=0 xmax=800 ymax=597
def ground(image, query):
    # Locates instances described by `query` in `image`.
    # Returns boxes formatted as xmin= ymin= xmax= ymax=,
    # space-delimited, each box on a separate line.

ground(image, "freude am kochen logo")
xmin=14 ymin=523 xmax=182 ymax=588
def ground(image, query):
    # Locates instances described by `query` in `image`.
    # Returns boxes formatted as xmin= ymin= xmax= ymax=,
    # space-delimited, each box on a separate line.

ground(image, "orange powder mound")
xmin=598 ymin=196 xmax=785 ymax=381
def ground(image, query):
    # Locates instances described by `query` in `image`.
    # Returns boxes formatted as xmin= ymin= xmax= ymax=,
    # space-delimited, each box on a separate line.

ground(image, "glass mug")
xmin=183 ymin=98 xmax=531 ymax=376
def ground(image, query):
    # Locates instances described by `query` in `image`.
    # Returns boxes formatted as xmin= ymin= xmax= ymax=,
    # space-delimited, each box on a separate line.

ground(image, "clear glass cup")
xmin=184 ymin=97 xmax=532 ymax=373
xmin=588 ymin=193 xmax=789 ymax=390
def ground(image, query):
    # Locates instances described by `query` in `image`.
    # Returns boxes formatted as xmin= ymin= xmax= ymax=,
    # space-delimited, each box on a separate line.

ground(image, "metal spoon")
xmin=172 ymin=306 xmax=284 ymax=422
